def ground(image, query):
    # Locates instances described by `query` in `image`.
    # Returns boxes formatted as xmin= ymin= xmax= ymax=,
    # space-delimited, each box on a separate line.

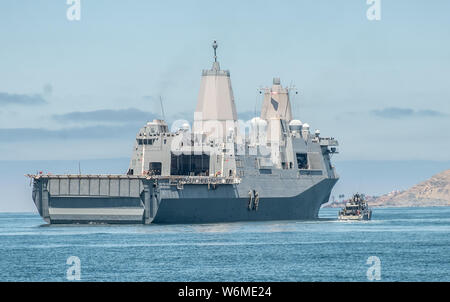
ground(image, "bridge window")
xmin=296 ymin=153 xmax=308 ymax=169
xmin=137 ymin=139 xmax=156 ymax=145
xmin=170 ymin=152 xmax=210 ymax=176
xmin=259 ymin=169 xmax=272 ymax=174
xmin=149 ymin=162 xmax=162 ymax=175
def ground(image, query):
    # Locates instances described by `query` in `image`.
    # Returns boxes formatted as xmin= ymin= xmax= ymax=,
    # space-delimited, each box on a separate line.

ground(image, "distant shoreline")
xmin=323 ymin=203 xmax=450 ymax=208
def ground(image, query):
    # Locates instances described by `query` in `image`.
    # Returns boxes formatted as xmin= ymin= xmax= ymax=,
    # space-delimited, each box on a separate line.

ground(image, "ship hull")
xmin=153 ymin=178 xmax=336 ymax=224
xmin=338 ymin=211 xmax=372 ymax=221
xmin=31 ymin=176 xmax=337 ymax=224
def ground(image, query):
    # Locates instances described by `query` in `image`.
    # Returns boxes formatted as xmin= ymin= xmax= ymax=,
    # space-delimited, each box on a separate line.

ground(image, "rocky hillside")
xmin=326 ymin=169 xmax=450 ymax=208
xmin=368 ymin=169 xmax=450 ymax=207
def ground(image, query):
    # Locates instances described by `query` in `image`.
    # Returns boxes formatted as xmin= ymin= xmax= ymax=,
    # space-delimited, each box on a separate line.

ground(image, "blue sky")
xmin=0 ymin=0 xmax=449 ymax=161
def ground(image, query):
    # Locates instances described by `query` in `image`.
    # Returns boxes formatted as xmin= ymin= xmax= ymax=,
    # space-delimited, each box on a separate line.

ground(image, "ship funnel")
xmin=193 ymin=41 xmax=238 ymax=140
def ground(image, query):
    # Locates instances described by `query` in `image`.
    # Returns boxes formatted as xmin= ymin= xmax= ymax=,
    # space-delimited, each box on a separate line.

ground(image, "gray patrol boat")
xmin=338 ymin=193 xmax=372 ymax=221
xmin=28 ymin=41 xmax=339 ymax=224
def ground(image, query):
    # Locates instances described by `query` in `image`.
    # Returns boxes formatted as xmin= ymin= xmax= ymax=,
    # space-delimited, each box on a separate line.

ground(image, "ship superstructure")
xmin=28 ymin=41 xmax=339 ymax=224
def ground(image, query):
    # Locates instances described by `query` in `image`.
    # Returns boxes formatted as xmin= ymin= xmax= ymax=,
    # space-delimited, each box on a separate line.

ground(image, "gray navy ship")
xmin=28 ymin=41 xmax=339 ymax=224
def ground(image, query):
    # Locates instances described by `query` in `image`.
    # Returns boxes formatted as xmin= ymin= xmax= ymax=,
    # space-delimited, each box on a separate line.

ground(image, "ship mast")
xmin=213 ymin=40 xmax=218 ymax=62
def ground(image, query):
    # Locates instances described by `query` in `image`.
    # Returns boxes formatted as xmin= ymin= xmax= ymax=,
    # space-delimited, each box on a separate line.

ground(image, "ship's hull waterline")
xmin=31 ymin=175 xmax=337 ymax=224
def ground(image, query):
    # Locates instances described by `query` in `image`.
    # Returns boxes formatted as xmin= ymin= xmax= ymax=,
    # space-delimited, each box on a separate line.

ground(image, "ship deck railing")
xmin=25 ymin=174 xmax=241 ymax=185
xmin=165 ymin=175 xmax=241 ymax=185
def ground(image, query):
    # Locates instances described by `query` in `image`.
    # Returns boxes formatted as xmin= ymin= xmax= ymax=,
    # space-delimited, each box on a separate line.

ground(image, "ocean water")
xmin=0 ymin=207 xmax=448 ymax=282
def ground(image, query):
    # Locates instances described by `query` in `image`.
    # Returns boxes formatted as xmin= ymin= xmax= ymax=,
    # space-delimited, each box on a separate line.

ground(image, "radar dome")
xmin=181 ymin=123 xmax=190 ymax=131
xmin=289 ymin=119 xmax=302 ymax=126
xmin=289 ymin=119 xmax=303 ymax=132
xmin=250 ymin=117 xmax=267 ymax=128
